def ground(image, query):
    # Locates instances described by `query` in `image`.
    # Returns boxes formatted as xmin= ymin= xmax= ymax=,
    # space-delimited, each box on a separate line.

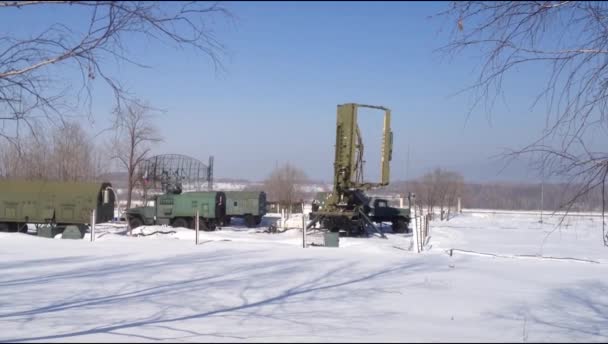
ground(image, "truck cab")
xmin=370 ymin=198 xmax=411 ymax=233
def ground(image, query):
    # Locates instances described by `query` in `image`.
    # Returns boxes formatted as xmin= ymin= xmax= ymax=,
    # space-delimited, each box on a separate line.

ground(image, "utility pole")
xmin=540 ymin=176 xmax=544 ymax=224
xmin=540 ymin=129 xmax=546 ymax=224
xmin=405 ymin=143 xmax=410 ymax=195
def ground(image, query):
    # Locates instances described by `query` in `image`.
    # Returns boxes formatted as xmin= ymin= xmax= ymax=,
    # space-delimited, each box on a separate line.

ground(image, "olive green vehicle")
xmin=370 ymin=198 xmax=411 ymax=233
xmin=221 ymin=191 xmax=267 ymax=228
xmin=126 ymin=191 xmax=226 ymax=231
xmin=0 ymin=179 xmax=115 ymax=235
xmin=311 ymin=192 xmax=410 ymax=233
xmin=307 ymin=103 xmax=411 ymax=237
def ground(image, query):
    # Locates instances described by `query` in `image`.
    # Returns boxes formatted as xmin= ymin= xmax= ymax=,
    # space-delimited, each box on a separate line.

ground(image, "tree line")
xmin=388 ymin=173 xmax=604 ymax=214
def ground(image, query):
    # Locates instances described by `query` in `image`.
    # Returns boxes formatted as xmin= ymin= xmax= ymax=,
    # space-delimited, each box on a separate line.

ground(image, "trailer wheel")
xmin=18 ymin=223 xmax=28 ymax=233
xmin=197 ymin=219 xmax=210 ymax=231
xmin=245 ymin=214 xmax=256 ymax=228
xmin=171 ymin=218 xmax=188 ymax=228
xmin=129 ymin=217 xmax=144 ymax=230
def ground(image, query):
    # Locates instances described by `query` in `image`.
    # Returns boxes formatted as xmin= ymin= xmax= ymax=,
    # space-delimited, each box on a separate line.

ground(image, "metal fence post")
xmin=413 ymin=215 xmax=419 ymax=253
xmin=195 ymin=209 xmax=199 ymax=245
xmin=419 ymin=214 xmax=423 ymax=252
xmin=91 ymin=209 xmax=96 ymax=242
xmin=302 ymin=214 xmax=307 ymax=248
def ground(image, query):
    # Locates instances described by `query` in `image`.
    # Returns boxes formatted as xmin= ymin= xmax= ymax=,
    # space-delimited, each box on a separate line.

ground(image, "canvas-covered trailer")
xmin=0 ymin=180 xmax=115 ymax=233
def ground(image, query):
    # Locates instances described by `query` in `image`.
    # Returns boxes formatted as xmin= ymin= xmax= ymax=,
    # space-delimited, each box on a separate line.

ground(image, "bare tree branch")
xmin=0 ymin=1 xmax=231 ymax=140
xmin=111 ymin=100 xmax=162 ymax=209
xmin=437 ymin=1 xmax=608 ymax=245
xmin=264 ymin=163 xmax=309 ymax=213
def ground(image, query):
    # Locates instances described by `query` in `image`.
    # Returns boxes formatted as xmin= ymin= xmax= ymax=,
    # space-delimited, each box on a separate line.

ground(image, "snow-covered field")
xmin=1 ymin=211 xmax=607 ymax=342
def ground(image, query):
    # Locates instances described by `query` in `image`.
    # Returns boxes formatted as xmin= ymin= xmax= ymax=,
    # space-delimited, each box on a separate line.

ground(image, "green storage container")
xmin=37 ymin=225 xmax=63 ymax=238
xmin=324 ymin=232 xmax=340 ymax=247
xmin=61 ymin=225 xmax=85 ymax=239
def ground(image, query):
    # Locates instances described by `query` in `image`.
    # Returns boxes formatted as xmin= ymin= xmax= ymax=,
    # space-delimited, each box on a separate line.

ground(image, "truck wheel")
xmin=172 ymin=218 xmax=188 ymax=228
xmin=18 ymin=223 xmax=28 ymax=233
xmin=198 ymin=219 xmax=209 ymax=231
xmin=221 ymin=216 xmax=231 ymax=226
xmin=254 ymin=216 xmax=262 ymax=226
xmin=392 ymin=218 xmax=407 ymax=233
xmin=245 ymin=215 xmax=255 ymax=228
xmin=129 ymin=217 xmax=143 ymax=230
xmin=206 ymin=220 xmax=217 ymax=231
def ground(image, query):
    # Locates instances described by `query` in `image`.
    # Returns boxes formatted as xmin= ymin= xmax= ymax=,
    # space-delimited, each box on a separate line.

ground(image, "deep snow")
xmin=1 ymin=211 xmax=607 ymax=342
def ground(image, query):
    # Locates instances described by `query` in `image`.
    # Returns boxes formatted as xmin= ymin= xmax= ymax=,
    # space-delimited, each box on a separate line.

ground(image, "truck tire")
xmin=221 ymin=216 xmax=231 ymax=226
xmin=7 ymin=223 xmax=18 ymax=232
xmin=18 ymin=223 xmax=28 ymax=233
xmin=129 ymin=216 xmax=143 ymax=230
xmin=245 ymin=214 xmax=256 ymax=228
xmin=171 ymin=218 xmax=188 ymax=228
xmin=254 ymin=216 xmax=262 ymax=226
xmin=392 ymin=218 xmax=407 ymax=233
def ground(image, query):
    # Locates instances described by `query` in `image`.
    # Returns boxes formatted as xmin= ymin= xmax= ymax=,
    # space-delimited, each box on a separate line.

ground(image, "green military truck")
xmin=222 ymin=191 xmax=267 ymax=228
xmin=126 ymin=191 xmax=226 ymax=231
xmin=311 ymin=192 xmax=410 ymax=234
xmin=370 ymin=198 xmax=410 ymax=233
xmin=0 ymin=179 xmax=115 ymax=237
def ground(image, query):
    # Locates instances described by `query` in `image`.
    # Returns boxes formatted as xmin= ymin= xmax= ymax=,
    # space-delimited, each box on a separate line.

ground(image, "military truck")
xmin=221 ymin=191 xmax=267 ymax=228
xmin=126 ymin=191 xmax=226 ymax=231
xmin=0 ymin=179 xmax=115 ymax=237
xmin=306 ymin=103 xmax=414 ymax=237
xmin=370 ymin=198 xmax=410 ymax=233
xmin=311 ymin=192 xmax=410 ymax=234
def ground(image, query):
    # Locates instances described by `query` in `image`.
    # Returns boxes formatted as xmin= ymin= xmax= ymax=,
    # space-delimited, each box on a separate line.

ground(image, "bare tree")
xmin=438 ymin=1 xmax=608 ymax=245
xmin=421 ymin=168 xmax=443 ymax=219
xmin=50 ymin=121 xmax=96 ymax=181
xmin=444 ymin=171 xmax=465 ymax=220
xmin=0 ymin=1 xmax=231 ymax=142
xmin=407 ymin=179 xmax=426 ymax=216
xmin=412 ymin=168 xmax=465 ymax=221
xmin=436 ymin=170 xmax=451 ymax=220
xmin=0 ymin=120 xmax=106 ymax=181
xmin=0 ymin=131 xmax=50 ymax=180
xmin=112 ymin=101 xmax=161 ymax=209
xmin=263 ymin=163 xmax=309 ymax=213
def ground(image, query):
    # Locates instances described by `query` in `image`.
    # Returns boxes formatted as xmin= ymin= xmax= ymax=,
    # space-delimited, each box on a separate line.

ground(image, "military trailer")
xmin=126 ymin=191 xmax=226 ymax=231
xmin=221 ymin=191 xmax=267 ymax=228
xmin=0 ymin=180 xmax=115 ymax=237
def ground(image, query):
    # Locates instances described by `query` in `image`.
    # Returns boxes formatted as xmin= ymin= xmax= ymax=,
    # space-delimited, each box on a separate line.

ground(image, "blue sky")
xmin=2 ymin=1 xmax=560 ymax=183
